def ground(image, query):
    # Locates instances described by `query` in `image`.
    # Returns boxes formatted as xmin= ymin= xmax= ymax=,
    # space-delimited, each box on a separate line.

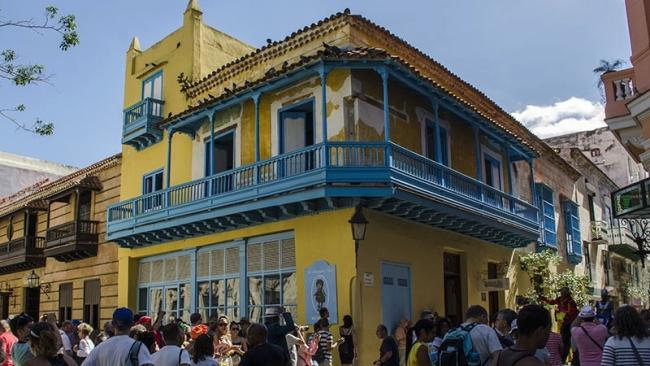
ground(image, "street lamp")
xmin=26 ymin=271 xmax=50 ymax=298
xmin=621 ymin=219 xmax=650 ymax=267
xmin=349 ymin=206 xmax=369 ymax=269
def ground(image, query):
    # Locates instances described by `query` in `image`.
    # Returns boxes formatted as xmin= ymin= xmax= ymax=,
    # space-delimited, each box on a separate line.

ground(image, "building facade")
xmin=0 ymin=151 xmax=77 ymax=199
xmin=0 ymin=155 xmax=121 ymax=328
xmin=106 ymin=3 xmax=558 ymax=363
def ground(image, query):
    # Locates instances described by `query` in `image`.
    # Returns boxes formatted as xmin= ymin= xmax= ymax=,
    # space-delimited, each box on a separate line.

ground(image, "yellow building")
xmin=0 ymin=154 xmax=121 ymax=328
xmin=108 ymin=2 xmax=573 ymax=363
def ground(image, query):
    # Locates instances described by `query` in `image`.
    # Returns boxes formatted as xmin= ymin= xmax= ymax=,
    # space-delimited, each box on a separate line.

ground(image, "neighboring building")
xmin=601 ymin=0 xmax=650 ymax=169
xmin=545 ymin=128 xmax=646 ymax=188
xmin=0 ymin=151 xmax=77 ymax=198
xmin=107 ymin=3 xmax=556 ymax=362
xmin=0 ymin=154 xmax=121 ymax=327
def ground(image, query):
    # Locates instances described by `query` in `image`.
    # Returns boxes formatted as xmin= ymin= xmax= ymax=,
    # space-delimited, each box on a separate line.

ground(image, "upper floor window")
xmin=537 ymin=185 xmax=557 ymax=247
xmin=425 ymin=119 xmax=450 ymax=166
xmin=563 ymin=200 xmax=582 ymax=257
xmin=279 ymin=99 xmax=315 ymax=154
xmin=143 ymin=170 xmax=164 ymax=195
xmin=205 ymin=130 xmax=235 ymax=176
xmin=483 ymin=148 xmax=503 ymax=191
xmin=142 ymin=71 xmax=163 ymax=116
xmin=590 ymin=148 xmax=601 ymax=157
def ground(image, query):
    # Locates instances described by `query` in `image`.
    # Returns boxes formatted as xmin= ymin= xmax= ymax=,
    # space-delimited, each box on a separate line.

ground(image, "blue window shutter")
xmin=564 ymin=201 xmax=582 ymax=257
xmin=537 ymin=185 xmax=557 ymax=247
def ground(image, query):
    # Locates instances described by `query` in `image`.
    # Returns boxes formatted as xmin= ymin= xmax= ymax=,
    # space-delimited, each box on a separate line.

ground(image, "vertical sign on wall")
xmin=304 ymin=260 xmax=338 ymax=324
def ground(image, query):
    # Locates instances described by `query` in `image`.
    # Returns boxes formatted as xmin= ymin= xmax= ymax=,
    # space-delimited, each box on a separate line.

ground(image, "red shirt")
xmin=548 ymin=296 xmax=578 ymax=324
xmin=0 ymin=331 xmax=18 ymax=366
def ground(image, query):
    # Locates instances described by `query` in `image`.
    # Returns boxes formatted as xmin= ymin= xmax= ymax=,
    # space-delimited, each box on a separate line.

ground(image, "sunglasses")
xmin=231 ymin=327 xmax=240 ymax=331
xmin=218 ymin=323 xmax=228 ymax=327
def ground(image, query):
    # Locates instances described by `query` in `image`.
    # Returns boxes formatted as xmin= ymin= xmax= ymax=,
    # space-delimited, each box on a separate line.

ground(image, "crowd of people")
xmin=0 ymin=305 xmax=355 ymax=366
xmin=376 ymin=288 xmax=650 ymax=366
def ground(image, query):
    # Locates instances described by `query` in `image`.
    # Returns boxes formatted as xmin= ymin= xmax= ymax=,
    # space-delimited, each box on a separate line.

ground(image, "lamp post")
xmin=26 ymin=271 xmax=50 ymax=298
xmin=621 ymin=219 xmax=650 ymax=267
xmin=349 ymin=206 xmax=369 ymax=270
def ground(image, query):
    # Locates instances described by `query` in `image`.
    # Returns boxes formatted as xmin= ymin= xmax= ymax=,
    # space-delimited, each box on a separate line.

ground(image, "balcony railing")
xmin=108 ymin=141 xmax=538 ymax=228
xmin=602 ymin=68 xmax=636 ymax=120
xmin=0 ymin=236 xmax=44 ymax=259
xmin=613 ymin=78 xmax=635 ymax=101
xmin=46 ymin=220 xmax=99 ymax=248
xmin=591 ymin=220 xmax=609 ymax=242
xmin=122 ymin=98 xmax=164 ymax=150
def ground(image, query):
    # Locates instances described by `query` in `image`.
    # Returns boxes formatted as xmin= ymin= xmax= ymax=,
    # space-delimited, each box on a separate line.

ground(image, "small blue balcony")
xmin=107 ymin=142 xmax=539 ymax=248
xmin=122 ymin=98 xmax=165 ymax=150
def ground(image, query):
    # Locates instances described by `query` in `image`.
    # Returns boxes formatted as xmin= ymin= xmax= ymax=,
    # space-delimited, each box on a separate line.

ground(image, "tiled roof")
xmin=0 ymin=154 xmax=121 ymax=217
xmin=0 ymin=179 xmax=51 ymax=207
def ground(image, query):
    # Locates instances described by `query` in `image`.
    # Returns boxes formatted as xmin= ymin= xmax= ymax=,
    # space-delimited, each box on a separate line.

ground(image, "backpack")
xmin=436 ymin=323 xmax=481 ymax=366
xmin=125 ymin=340 xmax=143 ymax=366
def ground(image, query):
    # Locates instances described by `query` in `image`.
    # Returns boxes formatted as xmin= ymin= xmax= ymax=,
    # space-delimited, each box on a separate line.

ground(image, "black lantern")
xmin=349 ymin=206 xmax=369 ymax=242
xmin=26 ymin=271 xmax=50 ymax=298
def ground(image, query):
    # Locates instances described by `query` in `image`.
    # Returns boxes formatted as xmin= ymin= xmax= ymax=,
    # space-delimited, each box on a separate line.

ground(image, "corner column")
xmin=433 ymin=101 xmax=442 ymax=164
xmin=209 ymin=112 xmax=216 ymax=176
xmin=253 ymin=93 xmax=261 ymax=162
xmin=379 ymin=67 xmax=390 ymax=143
xmin=473 ymin=126 xmax=483 ymax=181
xmin=166 ymin=129 xmax=175 ymax=188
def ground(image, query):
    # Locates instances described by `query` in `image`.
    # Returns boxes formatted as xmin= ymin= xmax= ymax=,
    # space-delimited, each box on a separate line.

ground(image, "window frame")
xmin=83 ymin=279 xmax=100 ymax=329
xmin=278 ymin=98 xmax=316 ymax=155
xmin=481 ymin=146 xmax=504 ymax=191
xmin=142 ymin=169 xmax=164 ymax=195
xmin=424 ymin=118 xmax=451 ymax=167
xmin=563 ymin=199 xmax=582 ymax=257
xmin=141 ymin=71 xmax=163 ymax=101
xmin=536 ymin=184 xmax=557 ymax=248
xmin=58 ymin=282 xmax=73 ymax=322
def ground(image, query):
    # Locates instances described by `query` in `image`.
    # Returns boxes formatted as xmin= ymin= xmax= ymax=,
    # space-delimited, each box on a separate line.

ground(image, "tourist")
xmin=394 ymin=318 xmax=408 ymax=366
xmin=0 ymin=319 xmax=17 ymax=366
xmin=318 ymin=308 xmax=329 ymax=323
xmin=314 ymin=319 xmax=343 ymax=366
xmin=493 ymin=309 xmax=517 ymax=347
xmin=595 ymin=289 xmax=613 ymax=328
xmin=190 ymin=313 xmax=202 ymax=328
xmin=544 ymin=329 xmax=563 ymax=366
xmin=80 ymin=307 xmax=153 ymax=366
xmin=211 ymin=316 xmax=233 ymax=363
xmin=263 ymin=307 xmax=295 ymax=361
xmin=150 ymin=323 xmax=191 ymax=366
xmin=239 ymin=324 xmax=289 ymax=366
xmin=570 ymin=305 xmax=607 ymax=366
xmin=490 ymin=304 xmax=551 ymax=366
xmin=74 ymin=323 xmax=94 ymax=364
xmin=229 ymin=322 xmax=247 ymax=365
xmin=191 ymin=334 xmax=217 ymax=366
xmin=62 ymin=321 xmax=80 ymax=353
xmin=139 ymin=332 xmax=157 ymax=355
xmin=10 ymin=313 xmax=34 ymax=366
xmin=601 ymin=305 xmax=650 ymax=365
xmin=135 ymin=312 xmax=164 ymax=349
xmin=432 ymin=317 xmax=451 ymax=353
xmin=338 ymin=315 xmax=356 ymax=366
xmin=373 ymin=324 xmax=399 ymax=366
xmin=297 ymin=330 xmax=318 ymax=366
xmin=407 ymin=319 xmax=434 ymax=366
xmin=544 ymin=287 xmax=578 ymax=362
xmin=460 ymin=305 xmax=502 ymax=365
xmin=285 ymin=327 xmax=301 ymax=366
xmin=24 ymin=322 xmax=77 ymax=366
xmin=406 ymin=310 xmax=433 ymax=358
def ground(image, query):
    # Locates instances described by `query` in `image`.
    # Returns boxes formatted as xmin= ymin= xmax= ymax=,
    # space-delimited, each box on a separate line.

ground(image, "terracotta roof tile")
xmin=0 ymin=153 xmax=121 ymax=217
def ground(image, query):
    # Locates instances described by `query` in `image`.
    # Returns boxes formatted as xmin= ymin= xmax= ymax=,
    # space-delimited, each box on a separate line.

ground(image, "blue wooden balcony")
xmin=122 ymin=98 xmax=165 ymax=150
xmin=107 ymin=142 xmax=539 ymax=248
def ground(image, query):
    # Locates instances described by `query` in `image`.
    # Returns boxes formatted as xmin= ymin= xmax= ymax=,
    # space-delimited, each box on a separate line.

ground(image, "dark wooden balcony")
xmin=45 ymin=220 xmax=99 ymax=262
xmin=0 ymin=236 xmax=45 ymax=274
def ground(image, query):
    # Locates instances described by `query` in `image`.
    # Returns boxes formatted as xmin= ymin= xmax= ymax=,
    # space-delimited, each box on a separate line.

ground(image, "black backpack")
xmin=436 ymin=323 xmax=481 ymax=366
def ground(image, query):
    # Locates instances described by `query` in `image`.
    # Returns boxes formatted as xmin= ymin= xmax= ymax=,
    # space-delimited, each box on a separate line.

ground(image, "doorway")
xmin=487 ymin=262 xmax=500 ymax=323
xmin=444 ymin=253 xmax=463 ymax=326
xmin=205 ymin=130 xmax=235 ymax=194
xmin=381 ymin=263 xmax=411 ymax=336
xmin=279 ymin=100 xmax=315 ymax=177
xmin=24 ymin=287 xmax=40 ymax=320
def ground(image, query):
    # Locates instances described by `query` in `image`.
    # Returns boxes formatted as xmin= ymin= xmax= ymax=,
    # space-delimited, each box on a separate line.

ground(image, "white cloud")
xmin=511 ymin=97 xmax=606 ymax=138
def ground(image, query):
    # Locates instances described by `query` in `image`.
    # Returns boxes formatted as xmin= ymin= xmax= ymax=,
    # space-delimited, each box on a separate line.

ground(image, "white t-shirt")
xmin=59 ymin=329 xmax=72 ymax=352
xmin=81 ymin=335 xmax=153 ymax=366
xmin=77 ymin=337 xmax=95 ymax=358
xmin=462 ymin=323 xmax=502 ymax=364
xmin=151 ymin=345 xmax=191 ymax=366
xmin=191 ymin=357 xmax=218 ymax=366
xmin=286 ymin=333 xmax=300 ymax=366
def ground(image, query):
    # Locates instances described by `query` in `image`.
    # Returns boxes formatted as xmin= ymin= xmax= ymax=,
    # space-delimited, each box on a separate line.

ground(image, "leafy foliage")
xmin=519 ymin=249 xmax=591 ymax=306
xmin=593 ymin=59 xmax=626 ymax=102
xmin=0 ymin=5 xmax=80 ymax=135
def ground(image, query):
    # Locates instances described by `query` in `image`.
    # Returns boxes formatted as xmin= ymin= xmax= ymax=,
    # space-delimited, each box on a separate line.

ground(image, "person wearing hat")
xmin=80 ymin=307 xmax=153 ymax=366
xmin=263 ymin=307 xmax=295 ymax=362
xmin=570 ymin=305 xmax=608 ymax=366
xmin=595 ymin=289 xmax=613 ymax=328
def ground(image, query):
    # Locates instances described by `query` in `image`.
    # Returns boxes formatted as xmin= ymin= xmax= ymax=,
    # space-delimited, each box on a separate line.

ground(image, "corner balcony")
xmin=602 ymin=68 xmax=635 ymax=120
xmin=45 ymin=220 xmax=99 ymax=262
xmin=122 ymin=98 xmax=164 ymax=150
xmin=107 ymin=142 xmax=539 ymax=248
xmin=609 ymin=222 xmax=641 ymax=261
xmin=0 ymin=236 xmax=45 ymax=274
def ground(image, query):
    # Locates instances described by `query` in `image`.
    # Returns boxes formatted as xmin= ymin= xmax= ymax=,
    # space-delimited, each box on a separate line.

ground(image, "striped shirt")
xmin=317 ymin=330 xmax=333 ymax=362
xmin=544 ymin=332 xmax=563 ymax=366
xmin=601 ymin=335 xmax=650 ymax=366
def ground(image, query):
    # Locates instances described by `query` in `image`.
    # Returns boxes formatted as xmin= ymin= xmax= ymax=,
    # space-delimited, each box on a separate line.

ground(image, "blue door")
xmin=381 ymin=263 xmax=411 ymax=336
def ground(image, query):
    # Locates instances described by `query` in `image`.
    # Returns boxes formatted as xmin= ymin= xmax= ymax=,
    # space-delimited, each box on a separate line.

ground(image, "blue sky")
xmin=0 ymin=0 xmax=631 ymax=167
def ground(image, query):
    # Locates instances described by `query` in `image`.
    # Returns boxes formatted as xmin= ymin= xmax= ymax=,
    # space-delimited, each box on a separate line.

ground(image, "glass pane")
xmin=249 ymin=306 xmax=263 ymax=324
xmin=179 ymin=283 xmax=192 ymax=323
xmin=227 ymin=278 xmax=240 ymax=308
xmin=165 ymin=288 xmax=178 ymax=323
xmin=264 ymin=275 xmax=281 ymax=305
xmin=248 ymin=276 xmax=263 ymax=306
xmin=143 ymin=80 xmax=152 ymax=99
xmin=284 ymin=305 xmax=297 ymax=320
xmin=197 ymin=281 xmax=210 ymax=309
xmin=282 ymin=272 xmax=296 ymax=305
xmin=150 ymin=288 xmax=163 ymax=318
xmin=226 ymin=307 xmax=239 ymax=321
xmin=212 ymin=280 xmax=225 ymax=307
xmin=138 ymin=288 xmax=148 ymax=313
xmin=209 ymin=308 xmax=224 ymax=322
xmin=152 ymin=75 xmax=162 ymax=100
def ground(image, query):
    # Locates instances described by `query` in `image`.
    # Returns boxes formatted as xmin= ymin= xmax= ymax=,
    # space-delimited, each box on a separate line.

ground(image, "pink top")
xmin=571 ymin=322 xmax=609 ymax=366
xmin=545 ymin=331 xmax=563 ymax=366
xmin=297 ymin=337 xmax=319 ymax=366
xmin=0 ymin=331 xmax=17 ymax=366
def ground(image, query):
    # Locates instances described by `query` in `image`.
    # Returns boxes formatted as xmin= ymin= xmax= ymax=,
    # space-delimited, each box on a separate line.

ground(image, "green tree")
xmin=0 ymin=5 xmax=79 ymax=135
